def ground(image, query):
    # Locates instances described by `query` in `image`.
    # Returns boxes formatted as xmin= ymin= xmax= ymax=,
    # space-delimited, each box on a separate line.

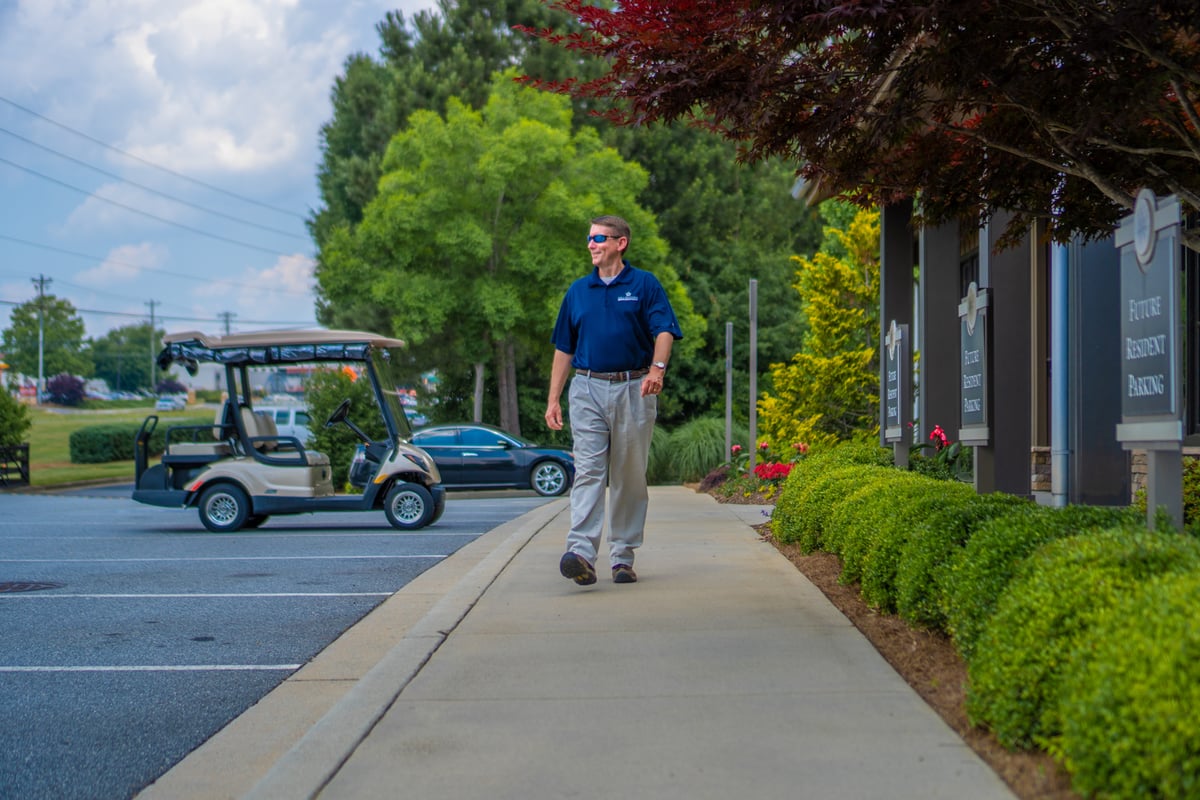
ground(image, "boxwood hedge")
xmin=943 ymin=503 xmax=1146 ymax=659
xmin=966 ymin=528 xmax=1200 ymax=749
xmin=893 ymin=491 xmax=1031 ymax=630
xmin=1054 ymin=571 xmax=1200 ymax=799
xmin=68 ymin=417 xmax=212 ymax=464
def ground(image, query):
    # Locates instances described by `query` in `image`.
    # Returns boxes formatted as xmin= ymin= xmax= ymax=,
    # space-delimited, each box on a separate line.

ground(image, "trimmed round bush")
xmin=894 ymin=490 xmax=1027 ymax=630
xmin=829 ymin=471 xmax=937 ymax=590
xmin=943 ymin=503 xmax=1144 ymax=659
xmin=773 ymin=464 xmax=892 ymax=551
xmin=857 ymin=475 xmax=955 ymax=611
xmin=1055 ymin=571 xmax=1200 ymax=799
xmin=966 ymin=529 xmax=1200 ymax=749
xmin=771 ymin=441 xmax=893 ymax=550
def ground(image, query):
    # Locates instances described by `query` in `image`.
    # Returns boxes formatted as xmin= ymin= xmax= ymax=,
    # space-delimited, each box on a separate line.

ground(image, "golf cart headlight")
xmin=402 ymin=452 xmax=430 ymax=471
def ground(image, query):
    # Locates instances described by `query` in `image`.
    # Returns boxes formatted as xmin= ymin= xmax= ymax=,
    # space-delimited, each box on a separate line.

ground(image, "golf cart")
xmin=132 ymin=329 xmax=445 ymax=532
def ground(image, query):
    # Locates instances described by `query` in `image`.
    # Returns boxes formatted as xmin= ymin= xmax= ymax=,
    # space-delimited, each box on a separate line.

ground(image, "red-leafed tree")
xmin=527 ymin=0 xmax=1200 ymax=250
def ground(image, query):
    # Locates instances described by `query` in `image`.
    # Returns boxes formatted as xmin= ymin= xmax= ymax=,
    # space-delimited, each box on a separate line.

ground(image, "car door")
xmin=457 ymin=427 xmax=522 ymax=486
xmin=412 ymin=428 xmax=464 ymax=485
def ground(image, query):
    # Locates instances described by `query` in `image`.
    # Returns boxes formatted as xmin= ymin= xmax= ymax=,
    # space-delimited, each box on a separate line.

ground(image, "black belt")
xmin=576 ymin=368 xmax=650 ymax=382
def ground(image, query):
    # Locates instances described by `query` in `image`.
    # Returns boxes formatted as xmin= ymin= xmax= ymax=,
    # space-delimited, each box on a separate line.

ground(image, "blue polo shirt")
xmin=550 ymin=261 xmax=683 ymax=372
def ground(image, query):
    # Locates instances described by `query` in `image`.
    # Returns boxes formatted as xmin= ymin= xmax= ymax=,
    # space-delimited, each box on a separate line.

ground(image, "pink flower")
xmin=758 ymin=441 xmax=769 ymax=451
xmin=731 ymin=444 xmax=742 ymax=455
xmin=930 ymin=424 xmax=950 ymax=450
xmin=793 ymin=442 xmax=809 ymax=455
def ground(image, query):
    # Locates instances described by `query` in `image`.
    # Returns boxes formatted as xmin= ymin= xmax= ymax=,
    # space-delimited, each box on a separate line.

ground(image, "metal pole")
xmin=147 ymin=300 xmax=159 ymax=390
xmin=725 ymin=322 xmax=733 ymax=461
xmin=1050 ymin=241 xmax=1070 ymax=506
xmin=31 ymin=275 xmax=51 ymax=402
xmin=749 ymin=279 xmax=758 ymax=470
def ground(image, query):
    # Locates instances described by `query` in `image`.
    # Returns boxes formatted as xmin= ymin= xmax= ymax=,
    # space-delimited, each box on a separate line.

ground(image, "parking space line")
xmin=0 ymin=665 xmax=301 ymax=673
xmin=0 ymin=592 xmax=393 ymax=599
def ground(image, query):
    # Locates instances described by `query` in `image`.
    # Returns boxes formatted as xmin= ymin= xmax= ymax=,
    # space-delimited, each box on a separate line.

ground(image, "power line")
xmin=0 ymin=234 xmax=314 ymax=297
xmin=0 ymin=297 xmax=315 ymax=327
xmin=0 ymin=156 xmax=293 ymax=256
xmin=0 ymin=127 xmax=308 ymax=242
xmin=0 ymin=95 xmax=306 ymax=221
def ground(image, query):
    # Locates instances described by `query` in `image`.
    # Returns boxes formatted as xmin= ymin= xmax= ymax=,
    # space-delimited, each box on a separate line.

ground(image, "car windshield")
xmin=370 ymin=346 xmax=415 ymax=441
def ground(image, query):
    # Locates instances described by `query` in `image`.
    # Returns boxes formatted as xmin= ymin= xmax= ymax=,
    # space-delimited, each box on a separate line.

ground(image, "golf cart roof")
xmin=157 ymin=329 xmax=406 ymax=372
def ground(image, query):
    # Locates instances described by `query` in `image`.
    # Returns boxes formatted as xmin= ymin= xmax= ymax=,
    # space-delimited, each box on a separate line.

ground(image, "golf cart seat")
xmin=162 ymin=404 xmax=234 ymax=462
xmin=239 ymin=405 xmax=329 ymax=467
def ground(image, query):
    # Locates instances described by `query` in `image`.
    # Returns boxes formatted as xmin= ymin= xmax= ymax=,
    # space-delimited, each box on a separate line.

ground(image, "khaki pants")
xmin=566 ymin=374 xmax=657 ymax=569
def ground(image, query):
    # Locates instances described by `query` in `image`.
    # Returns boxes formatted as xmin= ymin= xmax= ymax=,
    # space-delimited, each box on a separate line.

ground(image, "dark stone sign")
xmin=1119 ymin=230 xmax=1177 ymax=418
xmin=958 ymin=283 xmax=989 ymax=443
xmin=883 ymin=320 xmax=909 ymax=442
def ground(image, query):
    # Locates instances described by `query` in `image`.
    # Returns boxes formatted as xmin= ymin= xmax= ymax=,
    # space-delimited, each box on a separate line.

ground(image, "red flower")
xmin=930 ymin=424 xmax=950 ymax=450
xmin=753 ymin=462 xmax=793 ymax=482
xmin=758 ymin=441 xmax=769 ymax=450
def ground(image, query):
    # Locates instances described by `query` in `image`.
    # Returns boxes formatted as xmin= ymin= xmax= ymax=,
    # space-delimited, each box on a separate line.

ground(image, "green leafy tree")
xmin=311 ymin=0 xmax=598 ymax=254
xmin=305 ymin=367 xmax=388 ymax=489
xmin=1 ymin=295 xmax=91 ymax=381
xmin=318 ymin=74 xmax=701 ymax=436
xmin=758 ymin=204 xmax=880 ymax=450
xmin=88 ymin=323 xmax=159 ymax=392
xmin=609 ymin=123 xmax=823 ymax=423
xmin=0 ymin=386 xmax=31 ymax=446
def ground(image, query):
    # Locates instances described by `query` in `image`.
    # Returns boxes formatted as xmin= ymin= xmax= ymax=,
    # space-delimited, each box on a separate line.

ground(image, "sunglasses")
xmin=586 ymin=234 xmax=622 ymax=244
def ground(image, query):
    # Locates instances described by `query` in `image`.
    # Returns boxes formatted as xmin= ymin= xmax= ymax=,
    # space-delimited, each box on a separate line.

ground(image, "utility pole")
xmin=146 ymin=300 xmax=159 ymax=390
xmin=218 ymin=311 xmax=236 ymax=335
xmin=31 ymin=274 xmax=51 ymax=403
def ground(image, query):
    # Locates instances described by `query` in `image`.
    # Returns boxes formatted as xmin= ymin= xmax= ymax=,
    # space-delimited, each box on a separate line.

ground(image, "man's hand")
xmin=640 ymin=371 xmax=664 ymax=397
xmin=545 ymin=400 xmax=564 ymax=430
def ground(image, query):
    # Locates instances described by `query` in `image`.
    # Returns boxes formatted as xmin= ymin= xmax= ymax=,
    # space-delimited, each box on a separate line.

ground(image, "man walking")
xmin=545 ymin=215 xmax=683 ymax=586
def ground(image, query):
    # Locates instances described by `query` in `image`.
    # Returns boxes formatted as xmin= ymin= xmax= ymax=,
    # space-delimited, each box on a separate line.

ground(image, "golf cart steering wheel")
xmin=326 ymin=398 xmax=352 ymax=428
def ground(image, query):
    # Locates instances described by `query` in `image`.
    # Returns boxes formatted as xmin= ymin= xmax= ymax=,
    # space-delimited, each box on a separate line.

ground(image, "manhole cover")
xmin=0 ymin=581 xmax=64 ymax=593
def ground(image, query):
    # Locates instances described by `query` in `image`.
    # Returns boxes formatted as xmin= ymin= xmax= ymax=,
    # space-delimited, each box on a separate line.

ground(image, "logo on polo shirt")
xmin=617 ymin=291 xmax=639 ymax=302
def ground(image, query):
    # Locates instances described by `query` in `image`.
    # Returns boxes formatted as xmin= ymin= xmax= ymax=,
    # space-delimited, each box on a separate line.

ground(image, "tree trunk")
xmin=472 ymin=362 xmax=485 ymax=423
xmin=496 ymin=339 xmax=521 ymax=436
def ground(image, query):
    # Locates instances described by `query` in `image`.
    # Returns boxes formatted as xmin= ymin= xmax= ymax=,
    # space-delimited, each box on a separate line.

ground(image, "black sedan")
xmin=411 ymin=423 xmax=574 ymax=496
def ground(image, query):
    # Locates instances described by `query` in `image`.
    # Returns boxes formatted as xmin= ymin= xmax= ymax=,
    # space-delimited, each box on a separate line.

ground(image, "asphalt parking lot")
xmin=0 ymin=489 xmax=550 ymax=800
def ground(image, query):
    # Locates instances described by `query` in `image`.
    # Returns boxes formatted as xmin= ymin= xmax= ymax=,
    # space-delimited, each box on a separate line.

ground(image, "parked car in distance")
xmin=411 ymin=423 xmax=574 ymax=496
xmin=155 ymin=395 xmax=187 ymax=411
xmin=255 ymin=406 xmax=312 ymax=444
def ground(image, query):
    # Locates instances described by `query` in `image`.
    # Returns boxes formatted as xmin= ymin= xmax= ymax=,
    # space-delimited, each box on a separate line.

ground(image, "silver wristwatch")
xmin=652 ymin=361 xmax=667 ymax=370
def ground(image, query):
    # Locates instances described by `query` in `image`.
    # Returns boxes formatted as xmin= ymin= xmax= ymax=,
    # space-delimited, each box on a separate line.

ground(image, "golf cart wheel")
xmin=199 ymin=484 xmax=251 ymax=533
xmin=384 ymin=482 xmax=435 ymax=530
xmin=532 ymin=460 xmax=569 ymax=496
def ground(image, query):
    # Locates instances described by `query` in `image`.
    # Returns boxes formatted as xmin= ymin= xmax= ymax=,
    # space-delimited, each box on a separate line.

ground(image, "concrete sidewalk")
xmin=140 ymin=486 xmax=1015 ymax=800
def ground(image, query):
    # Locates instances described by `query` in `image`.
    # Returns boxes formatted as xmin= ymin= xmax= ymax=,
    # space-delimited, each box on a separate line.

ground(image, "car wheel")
xmin=384 ymin=482 xmax=435 ymax=530
xmin=199 ymin=484 xmax=251 ymax=533
xmin=532 ymin=460 xmax=569 ymax=496
xmin=430 ymin=492 xmax=446 ymax=524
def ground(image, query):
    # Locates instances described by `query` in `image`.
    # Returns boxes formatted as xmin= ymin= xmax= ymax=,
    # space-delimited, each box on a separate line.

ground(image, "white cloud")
xmin=188 ymin=252 xmax=317 ymax=329
xmin=76 ymin=242 xmax=169 ymax=286
xmin=2 ymin=0 xmax=434 ymax=180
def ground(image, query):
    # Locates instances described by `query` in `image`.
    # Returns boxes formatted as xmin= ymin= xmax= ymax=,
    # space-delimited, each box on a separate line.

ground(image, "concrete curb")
xmin=137 ymin=497 xmax=564 ymax=800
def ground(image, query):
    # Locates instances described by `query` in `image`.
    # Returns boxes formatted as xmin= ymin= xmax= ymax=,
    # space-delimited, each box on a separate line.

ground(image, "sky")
xmin=0 ymin=0 xmax=435 ymax=348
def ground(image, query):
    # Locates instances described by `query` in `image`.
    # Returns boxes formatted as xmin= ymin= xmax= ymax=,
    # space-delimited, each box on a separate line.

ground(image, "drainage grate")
xmin=0 ymin=581 xmax=64 ymax=594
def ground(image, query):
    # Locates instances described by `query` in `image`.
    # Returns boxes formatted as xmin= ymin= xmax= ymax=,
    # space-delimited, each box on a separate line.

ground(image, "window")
xmin=415 ymin=429 xmax=459 ymax=446
xmin=460 ymin=428 xmax=509 ymax=447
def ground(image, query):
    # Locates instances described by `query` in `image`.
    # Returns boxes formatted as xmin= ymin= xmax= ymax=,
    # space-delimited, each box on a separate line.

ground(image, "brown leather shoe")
xmin=560 ymin=552 xmax=597 ymax=586
xmin=612 ymin=563 xmax=638 ymax=584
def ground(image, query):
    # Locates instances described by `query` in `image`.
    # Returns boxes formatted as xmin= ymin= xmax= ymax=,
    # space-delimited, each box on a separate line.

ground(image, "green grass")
xmin=23 ymin=404 xmax=203 ymax=486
